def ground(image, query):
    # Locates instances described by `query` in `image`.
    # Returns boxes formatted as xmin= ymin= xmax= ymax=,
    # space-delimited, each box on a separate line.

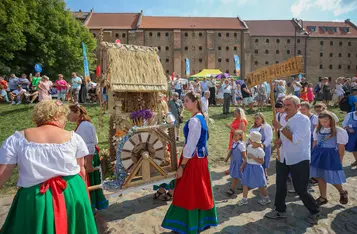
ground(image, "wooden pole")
xmin=269 ymin=81 xmax=280 ymax=161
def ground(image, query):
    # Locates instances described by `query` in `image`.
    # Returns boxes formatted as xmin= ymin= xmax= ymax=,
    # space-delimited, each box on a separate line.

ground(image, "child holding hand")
xmin=225 ymin=130 xmax=247 ymax=196
xmin=238 ymin=131 xmax=270 ymax=206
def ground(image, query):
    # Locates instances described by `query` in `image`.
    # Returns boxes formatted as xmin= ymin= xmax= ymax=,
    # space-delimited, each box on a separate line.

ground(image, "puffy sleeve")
xmin=183 ymin=117 xmax=202 ymax=159
xmin=263 ymin=124 xmax=273 ymax=147
xmin=336 ymin=127 xmax=349 ymax=145
xmin=312 ymin=115 xmax=318 ymax=126
xmin=73 ymin=133 xmax=89 ymax=158
xmin=256 ymin=148 xmax=265 ymax=158
xmin=313 ymin=129 xmax=318 ymax=141
xmin=0 ymin=133 xmax=19 ymax=164
xmin=342 ymin=113 xmax=351 ymax=128
xmin=75 ymin=122 xmax=98 ymax=155
xmin=238 ymin=142 xmax=246 ymax=152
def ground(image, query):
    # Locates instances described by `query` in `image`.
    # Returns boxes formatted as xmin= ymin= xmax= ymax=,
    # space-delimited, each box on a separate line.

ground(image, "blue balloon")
xmin=34 ymin=64 xmax=42 ymax=73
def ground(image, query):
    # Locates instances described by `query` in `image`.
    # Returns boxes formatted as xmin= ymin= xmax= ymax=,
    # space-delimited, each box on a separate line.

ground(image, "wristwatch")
xmin=180 ymin=164 xmax=186 ymax=169
xmin=279 ymin=126 xmax=284 ymax=132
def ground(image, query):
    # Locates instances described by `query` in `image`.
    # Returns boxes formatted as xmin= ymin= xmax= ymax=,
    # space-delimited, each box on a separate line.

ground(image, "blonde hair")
xmin=233 ymin=129 xmax=245 ymax=141
xmin=32 ymin=100 xmax=69 ymax=126
xmin=235 ymin=108 xmax=247 ymax=121
xmin=253 ymin=112 xmax=265 ymax=126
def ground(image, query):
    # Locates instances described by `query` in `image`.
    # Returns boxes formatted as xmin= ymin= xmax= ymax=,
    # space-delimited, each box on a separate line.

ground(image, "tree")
xmin=0 ymin=0 xmax=96 ymax=79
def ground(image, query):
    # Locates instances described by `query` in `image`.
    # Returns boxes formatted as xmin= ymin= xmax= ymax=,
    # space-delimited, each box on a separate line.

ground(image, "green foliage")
xmin=0 ymin=0 xmax=96 ymax=79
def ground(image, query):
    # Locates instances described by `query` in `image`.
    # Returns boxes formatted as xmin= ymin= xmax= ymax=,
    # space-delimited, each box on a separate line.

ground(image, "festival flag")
xmin=82 ymin=42 xmax=90 ymax=82
xmin=185 ymin=58 xmax=190 ymax=77
xmin=234 ymin=54 xmax=240 ymax=77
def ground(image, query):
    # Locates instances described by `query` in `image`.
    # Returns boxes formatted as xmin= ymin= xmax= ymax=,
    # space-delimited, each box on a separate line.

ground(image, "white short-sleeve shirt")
xmin=246 ymin=145 xmax=265 ymax=165
xmin=75 ymin=121 xmax=98 ymax=155
xmin=313 ymin=127 xmax=349 ymax=145
xmin=0 ymin=132 xmax=89 ymax=187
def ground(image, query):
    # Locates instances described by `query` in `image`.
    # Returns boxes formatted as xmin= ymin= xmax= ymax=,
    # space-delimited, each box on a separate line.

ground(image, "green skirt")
xmin=0 ymin=174 xmax=97 ymax=234
xmin=88 ymin=149 xmax=108 ymax=211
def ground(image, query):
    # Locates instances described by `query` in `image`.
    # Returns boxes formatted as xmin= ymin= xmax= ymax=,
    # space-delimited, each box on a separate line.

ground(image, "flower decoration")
xmin=129 ymin=109 xmax=154 ymax=126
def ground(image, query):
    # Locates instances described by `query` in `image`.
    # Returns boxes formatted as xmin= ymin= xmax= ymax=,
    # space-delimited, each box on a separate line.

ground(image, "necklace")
xmin=39 ymin=122 xmax=62 ymax=128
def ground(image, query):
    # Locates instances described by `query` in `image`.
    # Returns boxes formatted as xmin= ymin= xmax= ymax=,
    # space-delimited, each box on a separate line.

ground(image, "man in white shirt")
xmin=201 ymin=91 xmax=210 ymax=122
xmin=200 ymin=77 xmax=209 ymax=97
xmin=292 ymin=77 xmax=302 ymax=97
xmin=10 ymin=85 xmax=26 ymax=105
xmin=266 ymin=95 xmax=320 ymax=224
xmin=222 ymin=79 xmax=232 ymax=114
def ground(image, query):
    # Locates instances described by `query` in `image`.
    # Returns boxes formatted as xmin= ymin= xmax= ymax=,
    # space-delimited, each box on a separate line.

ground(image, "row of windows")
xmin=320 ymin=53 xmax=353 ymax=57
xmin=92 ymin=33 xmax=126 ymax=38
xmin=255 ymin=49 xmax=302 ymax=55
xmin=320 ymin=41 xmax=352 ymax=46
xmin=148 ymin=32 xmax=239 ymax=38
xmin=255 ymin=38 xmax=297 ymax=44
xmin=157 ymin=46 xmax=170 ymax=51
xmin=254 ymin=61 xmax=281 ymax=65
xmin=319 ymin=64 xmax=355 ymax=69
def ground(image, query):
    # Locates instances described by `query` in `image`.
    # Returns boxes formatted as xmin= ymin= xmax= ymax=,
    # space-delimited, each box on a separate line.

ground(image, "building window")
xmin=265 ymin=50 xmax=269 ymax=54
xmin=255 ymin=49 xmax=258 ymax=54
xmin=320 ymin=41 xmax=324 ymax=45
xmin=218 ymin=33 xmax=222 ymax=37
xmin=165 ymin=32 xmax=169 ymax=37
xmin=226 ymin=70 xmax=229 ymax=73
xmin=199 ymin=32 xmax=203 ymax=37
xmin=329 ymin=65 xmax=332 ymax=69
xmin=226 ymin=46 xmax=229 ymax=51
xmin=93 ymin=33 xmax=96 ymax=38
xmin=115 ymin=33 xmax=119 ymax=38
xmin=338 ymin=65 xmax=342 ymax=69
xmin=199 ymin=58 xmax=203 ymax=63
xmin=166 ymin=70 xmax=169 ymax=74
xmin=255 ymin=39 xmax=259 ymax=43
xmin=298 ymin=50 xmax=301 ymax=55
xmin=218 ymin=58 xmax=222 ymax=63
xmin=226 ymin=58 xmax=230 ymax=62
xmin=339 ymin=41 xmax=342 ymax=46
xmin=149 ymin=32 xmax=153 ymax=37
xmin=287 ymin=50 xmax=291 ymax=54
xmin=348 ymin=41 xmax=352 ymax=46
xmin=218 ymin=46 xmax=222 ymax=50
xmin=184 ymin=46 xmax=188 ymax=51
xmin=158 ymin=46 xmax=161 ymax=51
xmin=166 ymin=46 xmax=169 ymax=51
xmin=199 ymin=46 xmax=203 ymax=50
xmin=166 ymin=58 xmax=169 ymax=63
xmin=233 ymin=69 xmax=236 ymax=74
xmin=276 ymin=50 xmax=280 ymax=54
xmin=287 ymin=39 xmax=291 ymax=44
xmin=234 ymin=33 xmax=238 ymax=37
xmin=277 ymin=39 xmax=280 ymax=43
xmin=339 ymin=53 xmax=342 ymax=57
xmin=234 ymin=46 xmax=237 ymax=51
xmin=266 ymin=39 xmax=270 ymax=43
xmin=226 ymin=33 xmax=230 ymax=37
xmin=122 ymin=33 xmax=126 ymax=38
xmin=297 ymin=39 xmax=301 ymax=43
xmin=330 ymin=53 xmax=333 ymax=57
xmin=255 ymin=61 xmax=258 ymax=65
xmin=348 ymin=53 xmax=351 ymax=57
xmin=348 ymin=65 xmax=351 ymax=69
xmin=320 ymin=53 xmax=323 ymax=57
xmin=184 ymin=32 xmax=188 ymax=37
xmin=157 ymin=32 xmax=161 ymax=37
xmin=276 ymin=61 xmax=279 ymax=64
xmin=330 ymin=41 xmax=333 ymax=46
xmin=320 ymin=64 xmax=323 ymax=69
xmin=265 ymin=61 xmax=269 ymax=65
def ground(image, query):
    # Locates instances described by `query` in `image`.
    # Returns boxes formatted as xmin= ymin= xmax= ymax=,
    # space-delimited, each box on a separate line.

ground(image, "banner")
xmin=233 ymin=55 xmax=240 ymax=77
xmin=185 ymin=58 xmax=190 ymax=77
xmin=82 ymin=42 xmax=90 ymax=82
xmin=246 ymin=56 xmax=304 ymax=87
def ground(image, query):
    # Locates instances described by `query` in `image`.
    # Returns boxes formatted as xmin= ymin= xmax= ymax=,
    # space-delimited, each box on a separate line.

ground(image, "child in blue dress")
xmin=311 ymin=111 xmax=349 ymax=206
xmin=342 ymin=110 xmax=357 ymax=167
xmin=225 ymin=130 xmax=247 ymax=196
xmin=238 ymin=131 xmax=270 ymax=206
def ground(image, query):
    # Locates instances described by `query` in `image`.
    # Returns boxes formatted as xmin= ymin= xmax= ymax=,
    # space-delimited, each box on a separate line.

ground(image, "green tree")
xmin=0 ymin=0 xmax=96 ymax=79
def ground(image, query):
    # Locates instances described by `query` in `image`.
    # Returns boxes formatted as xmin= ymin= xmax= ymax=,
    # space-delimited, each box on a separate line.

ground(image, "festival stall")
xmin=93 ymin=42 xmax=177 ymax=194
xmin=189 ymin=69 xmax=223 ymax=80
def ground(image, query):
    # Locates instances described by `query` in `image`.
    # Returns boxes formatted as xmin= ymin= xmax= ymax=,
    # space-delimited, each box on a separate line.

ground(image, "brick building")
xmin=74 ymin=10 xmax=357 ymax=82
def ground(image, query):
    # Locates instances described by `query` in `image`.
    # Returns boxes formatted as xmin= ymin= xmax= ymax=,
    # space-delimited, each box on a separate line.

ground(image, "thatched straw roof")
xmin=101 ymin=42 xmax=167 ymax=92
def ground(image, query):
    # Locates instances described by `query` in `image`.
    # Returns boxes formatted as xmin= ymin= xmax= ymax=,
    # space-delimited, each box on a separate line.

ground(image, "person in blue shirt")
xmin=71 ymin=72 xmax=82 ymax=103
xmin=348 ymin=87 xmax=357 ymax=112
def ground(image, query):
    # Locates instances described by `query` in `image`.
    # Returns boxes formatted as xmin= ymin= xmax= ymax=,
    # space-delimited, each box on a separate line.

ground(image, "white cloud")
xmin=291 ymin=0 xmax=357 ymax=17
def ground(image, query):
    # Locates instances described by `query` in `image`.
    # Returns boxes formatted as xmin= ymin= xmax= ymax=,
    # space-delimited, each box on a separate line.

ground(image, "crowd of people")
xmin=0 ymin=72 xmax=103 ymax=105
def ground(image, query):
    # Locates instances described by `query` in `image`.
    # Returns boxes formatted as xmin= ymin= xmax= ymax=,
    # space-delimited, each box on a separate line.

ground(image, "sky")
xmin=65 ymin=0 xmax=357 ymax=23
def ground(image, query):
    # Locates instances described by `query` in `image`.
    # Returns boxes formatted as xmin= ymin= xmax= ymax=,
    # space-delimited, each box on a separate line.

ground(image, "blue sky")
xmin=65 ymin=0 xmax=357 ymax=23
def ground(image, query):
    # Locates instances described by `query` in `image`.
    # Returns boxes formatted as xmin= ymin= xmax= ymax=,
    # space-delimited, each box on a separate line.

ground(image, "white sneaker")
xmin=10 ymin=101 xmax=16 ymax=105
xmin=258 ymin=197 xmax=271 ymax=205
xmin=16 ymin=101 xmax=21 ymax=105
xmin=237 ymin=199 xmax=248 ymax=206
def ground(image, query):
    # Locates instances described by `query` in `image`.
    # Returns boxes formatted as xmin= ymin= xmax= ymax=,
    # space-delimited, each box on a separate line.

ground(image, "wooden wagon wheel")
xmin=120 ymin=132 xmax=165 ymax=170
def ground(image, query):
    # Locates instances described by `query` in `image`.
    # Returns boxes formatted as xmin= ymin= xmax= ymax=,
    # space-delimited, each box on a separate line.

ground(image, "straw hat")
xmin=248 ymin=131 xmax=262 ymax=144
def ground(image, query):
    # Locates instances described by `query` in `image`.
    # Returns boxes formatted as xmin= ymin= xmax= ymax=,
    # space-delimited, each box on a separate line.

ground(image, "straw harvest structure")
xmin=97 ymin=42 xmax=177 ymax=189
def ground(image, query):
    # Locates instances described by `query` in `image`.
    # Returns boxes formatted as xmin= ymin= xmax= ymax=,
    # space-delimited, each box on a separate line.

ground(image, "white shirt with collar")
xmin=279 ymin=111 xmax=311 ymax=165
xmin=249 ymin=124 xmax=273 ymax=148
xmin=223 ymin=83 xmax=232 ymax=94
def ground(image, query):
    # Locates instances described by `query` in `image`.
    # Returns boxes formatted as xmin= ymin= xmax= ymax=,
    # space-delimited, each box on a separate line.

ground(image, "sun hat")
xmin=248 ymin=131 xmax=262 ymax=144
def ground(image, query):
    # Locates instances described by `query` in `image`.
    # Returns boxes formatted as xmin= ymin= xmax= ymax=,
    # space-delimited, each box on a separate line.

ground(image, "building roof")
xmin=245 ymin=20 xmax=306 ymax=37
xmin=85 ymin=13 xmax=140 ymax=29
xmin=72 ymin=11 xmax=91 ymax=20
xmin=302 ymin=20 xmax=357 ymax=38
xmin=139 ymin=16 xmax=247 ymax=29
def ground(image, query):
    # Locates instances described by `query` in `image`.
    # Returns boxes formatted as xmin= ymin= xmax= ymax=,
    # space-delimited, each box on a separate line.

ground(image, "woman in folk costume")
xmin=248 ymin=112 xmax=273 ymax=179
xmin=0 ymin=100 xmax=97 ymax=233
xmin=162 ymin=92 xmax=218 ymax=234
xmin=69 ymin=104 xmax=108 ymax=212
xmin=343 ymin=110 xmax=357 ymax=167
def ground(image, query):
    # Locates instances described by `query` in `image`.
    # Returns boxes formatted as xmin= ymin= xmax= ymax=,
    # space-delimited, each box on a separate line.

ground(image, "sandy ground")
xmin=1 ymin=153 xmax=357 ymax=234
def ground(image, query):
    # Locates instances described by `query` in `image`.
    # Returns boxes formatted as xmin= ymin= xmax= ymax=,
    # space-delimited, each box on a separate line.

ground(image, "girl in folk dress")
xmin=69 ymin=104 xmax=108 ymax=212
xmin=342 ymin=110 xmax=357 ymax=167
xmin=311 ymin=111 xmax=349 ymax=206
xmin=0 ymin=100 xmax=97 ymax=233
xmin=162 ymin=92 xmax=218 ymax=234
xmin=248 ymin=113 xmax=273 ymax=179
xmin=225 ymin=130 xmax=247 ymax=195
xmin=307 ymin=83 xmax=315 ymax=104
xmin=238 ymin=131 xmax=270 ymax=206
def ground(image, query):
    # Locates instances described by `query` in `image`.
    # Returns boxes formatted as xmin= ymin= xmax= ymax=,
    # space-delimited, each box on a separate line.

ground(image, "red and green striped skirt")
xmin=0 ymin=174 xmax=97 ymax=234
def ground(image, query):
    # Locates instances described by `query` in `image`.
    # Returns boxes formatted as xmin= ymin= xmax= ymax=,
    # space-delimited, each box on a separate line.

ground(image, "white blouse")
xmin=249 ymin=123 xmax=273 ymax=147
xmin=232 ymin=141 xmax=246 ymax=152
xmin=313 ymin=127 xmax=348 ymax=145
xmin=246 ymin=145 xmax=265 ymax=165
xmin=0 ymin=132 xmax=88 ymax=187
xmin=183 ymin=114 xmax=204 ymax=159
xmin=75 ymin=121 xmax=98 ymax=155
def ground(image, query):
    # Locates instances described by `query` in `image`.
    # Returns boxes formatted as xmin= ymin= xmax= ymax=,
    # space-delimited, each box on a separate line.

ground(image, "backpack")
xmin=339 ymin=96 xmax=351 ymax=112
xmin=314 ymin=83 xmax=321 ymax=93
